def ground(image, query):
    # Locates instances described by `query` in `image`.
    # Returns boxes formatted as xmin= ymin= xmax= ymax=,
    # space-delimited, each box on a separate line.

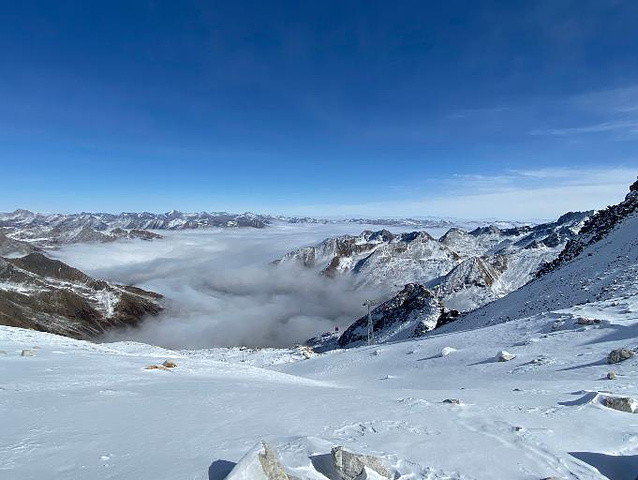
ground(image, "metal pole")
xmin=363 ymin=300 xmax=375 ymax=346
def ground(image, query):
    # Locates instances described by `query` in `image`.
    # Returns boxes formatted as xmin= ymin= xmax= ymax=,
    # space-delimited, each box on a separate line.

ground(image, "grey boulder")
xmin=331 ymin=446 xmax=391 ymax=480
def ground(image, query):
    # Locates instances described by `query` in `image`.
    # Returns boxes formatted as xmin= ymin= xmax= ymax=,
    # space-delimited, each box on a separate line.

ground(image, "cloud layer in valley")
xmin=51 ymin=225 xmax=397 ymax=349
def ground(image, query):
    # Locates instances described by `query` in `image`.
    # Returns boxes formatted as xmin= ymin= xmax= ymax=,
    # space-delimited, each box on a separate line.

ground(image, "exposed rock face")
xmin=337 ymin=284 xmax=445 ymax=348
xmin=608 ymin=348 xmax=635 ymax=364
xmin=331 ymin=446 xmax=391 ymax=480
xmin=601 ymin=395 xmax=638 ymax=414
xmin=0 ymin=232 xmax=38 ymax=257
xmin=225 ymin=441 xmax=297 ymax=480
xmin=458 ymin=178 xmax=638 ymax=331
xmin=0 ymin=253 xmax=162 ymax=339
xmin=258 ymin=442 xmax=291 ymax=480
xmin=538 ymin=177 xmax=638 ymax=277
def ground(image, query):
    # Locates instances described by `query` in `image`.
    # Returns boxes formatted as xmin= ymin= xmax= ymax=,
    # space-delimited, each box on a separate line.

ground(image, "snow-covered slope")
xmin=2 ymin=289 xmax=636 ymax=479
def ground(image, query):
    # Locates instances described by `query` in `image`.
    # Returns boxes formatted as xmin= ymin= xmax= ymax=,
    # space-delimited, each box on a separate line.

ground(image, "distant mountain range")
xmin=0 ymin=208 xmax=532 ymax=248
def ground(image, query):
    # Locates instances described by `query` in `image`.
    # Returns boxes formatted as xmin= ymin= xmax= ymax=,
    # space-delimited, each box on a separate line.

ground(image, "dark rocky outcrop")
xmin=0 ymin=253 xmax=162 ymax=339
xmin=538 ymin=178 xmax=638 ymax=277
xmin=337 ymin=284 xmax=447 ymax=348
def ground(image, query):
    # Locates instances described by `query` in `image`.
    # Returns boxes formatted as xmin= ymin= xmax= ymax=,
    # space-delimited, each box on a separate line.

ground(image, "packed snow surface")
xmin=2 ymin=291 xmax=637 ymax=479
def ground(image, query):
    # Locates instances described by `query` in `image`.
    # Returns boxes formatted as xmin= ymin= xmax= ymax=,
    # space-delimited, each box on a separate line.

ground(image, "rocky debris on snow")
xmin=530 ymin=355 xmax=551 ymax=366
xmin=607 ymin=348 xmax=635 ymax=364
xmin=440 ymin=347 xmax=457 ymax=357
xmin=145 ymin=364 xmax=171 ymax=371
xmin=0 ymin=252 xmax=163 ymax=339
xmin=21 ymin=349 xmax=36 ymax=356
xmin=601 ymin=395 xmax=638 ymax=414
xmin=162 ymin=360 xmax=177 ymax=368
xmin=442 ymin=398 xmax=462 ymax=405
xmin=497 ymin=350 xmax=516 ymax=362
xmin=551 ymin=319 xmax=565 ymax=331
xmin=331 ymin=446 xmax=391 ymax=480
xmin=607 ymin=372 xmax=616 ymax=380
xmin=304 ymin=331 xmax=341 ymax=354
xmin=576 ymin=317 xmax=601 ymax=325
xmin=0 ymin=350 xmax=7 ymax=356
xmin=295 ymin=345 xmax=315 ymax=359
xmin=337 ymin=284 xmax=446 ymax=348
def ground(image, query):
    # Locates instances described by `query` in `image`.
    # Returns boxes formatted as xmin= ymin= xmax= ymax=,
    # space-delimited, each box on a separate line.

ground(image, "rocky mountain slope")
xmin=0 ymin=251 xmax=162 ymax=339
xmin=336 ymin=284 xmax=453 ymax=348
xmin=279 ymin=211 xmax=591 ymax=312
xmin=453 ymin=177 xmax=638 ymax=332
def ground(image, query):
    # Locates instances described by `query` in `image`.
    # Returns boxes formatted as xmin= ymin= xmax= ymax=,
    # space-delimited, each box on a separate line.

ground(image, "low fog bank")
xmin=51 ymin=224 xmax=417 ymax=349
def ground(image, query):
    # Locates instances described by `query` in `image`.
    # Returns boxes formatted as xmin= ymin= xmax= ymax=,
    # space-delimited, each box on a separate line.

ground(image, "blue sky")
xmin=1 ymin=1 xmax=637 ymax=219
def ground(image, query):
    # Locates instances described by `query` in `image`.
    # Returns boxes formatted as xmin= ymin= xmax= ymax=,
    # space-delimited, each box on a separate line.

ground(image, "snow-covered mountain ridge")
xmin=278 ymin=211 xmax=591 ymax=313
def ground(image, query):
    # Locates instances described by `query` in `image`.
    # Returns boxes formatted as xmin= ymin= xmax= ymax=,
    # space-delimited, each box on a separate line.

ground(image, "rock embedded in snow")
xmin=226 ymin=441 xmax=295 ymax=480
xmin=162 ymin=360 xmax=177 ymax=368
xmin=21 ymin=349 xmax=36 ymax=357
xmin=496 ymin=350 xmax=516 ymax=362
xmin=295 ymin=345 xmax=314 ymax=359
xmin=442 ymin=398 xmax=462 ymax=405
xmin=607 ymin=348 xmax=635 ymax=364
xmin=440 ymin=347 xmax=457 ymax=357
xmin=258 ymin=442 xmax=291 ymax=480
xmin=576 ymin=317 xmax=600 ymax=325
xmin=551 ymin=320 xmax=565 ymax=331
xmin=331 ymin=446 xmax=391 ymax=480
xmin=601 ymin=396 xmax=638 ymax=414
xmin=0 ymin=349 xmax=7 ymax=356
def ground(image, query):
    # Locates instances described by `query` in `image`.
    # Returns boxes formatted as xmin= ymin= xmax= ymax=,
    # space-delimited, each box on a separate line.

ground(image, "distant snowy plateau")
xmin=2 ymin=180 xmax=638 ymax=479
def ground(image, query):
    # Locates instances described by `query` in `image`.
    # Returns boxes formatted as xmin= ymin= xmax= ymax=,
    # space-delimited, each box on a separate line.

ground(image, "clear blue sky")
xmin=1 ymin=1 xmax=637 ymax=218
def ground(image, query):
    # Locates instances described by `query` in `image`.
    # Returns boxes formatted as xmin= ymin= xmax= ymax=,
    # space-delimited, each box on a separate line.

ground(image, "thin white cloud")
xmin=277 ymin=167 xmax=636 ymax=220
xmin=530 ymin=120 xmax=638 ymax=136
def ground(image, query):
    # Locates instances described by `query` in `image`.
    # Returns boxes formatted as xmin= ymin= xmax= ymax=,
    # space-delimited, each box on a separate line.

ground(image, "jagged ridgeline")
xmin=305 ymin=178 xmax=638 ymax=349
xmin=459 ymin=177 xmax=638 ymax=330
xmin=0 ymin=210 xmax=272 ymax=248
xmin=277 ymin=210 xmax=592 ymax=314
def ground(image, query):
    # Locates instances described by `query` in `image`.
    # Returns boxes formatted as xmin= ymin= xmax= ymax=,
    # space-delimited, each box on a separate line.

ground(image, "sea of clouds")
xmin=51 ymin=224 xmax=424 ymax=349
